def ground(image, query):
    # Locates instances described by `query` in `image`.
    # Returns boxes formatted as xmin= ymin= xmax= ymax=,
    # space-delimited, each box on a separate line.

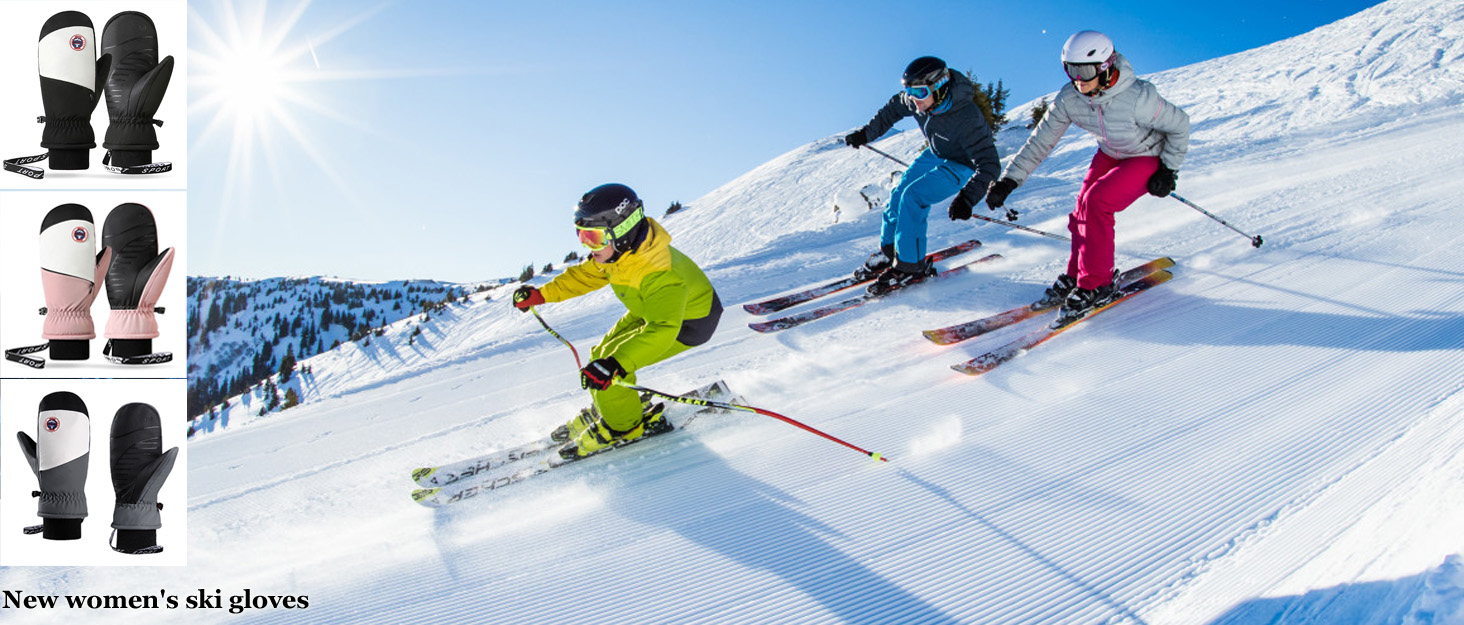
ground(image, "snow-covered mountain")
xmin=9 ymin=0 xmax=1464 ymax=623
xmin=185 ymin=276 xmax=477 ymax=424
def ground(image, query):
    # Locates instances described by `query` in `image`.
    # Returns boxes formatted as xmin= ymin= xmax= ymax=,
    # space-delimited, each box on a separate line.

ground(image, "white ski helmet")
xmin=1062 ymin=30 xmax=1115 ymax=64
xmin=1061 ymin=30 xmax=1118 ymax=87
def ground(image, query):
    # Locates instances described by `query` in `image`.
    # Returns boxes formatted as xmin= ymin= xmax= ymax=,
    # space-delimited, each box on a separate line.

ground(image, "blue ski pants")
xmin=882 ymin=150 xmax=974 ymax=269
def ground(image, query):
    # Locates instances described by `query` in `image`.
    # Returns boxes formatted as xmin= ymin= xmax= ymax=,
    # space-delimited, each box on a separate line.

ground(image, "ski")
xmin=410 ymin=381 xmax=740 ymax=506
xmin=922 ymin=257 xmax=1175 ymax=345
xmin=410 ymin=423 xmax=678 ymax=507
xmin=748 ymin=254 xmax=1003 ymax=334
xmin=741 ymin=239 xmax=983 ymax=315
xmin=951 ymin=269 xmax=1174 ymax=376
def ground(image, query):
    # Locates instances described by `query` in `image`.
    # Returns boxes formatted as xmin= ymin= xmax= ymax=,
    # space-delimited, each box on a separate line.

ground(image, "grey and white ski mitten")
xmin=102 ymin=203 xmax=175 ymax=364
xmin=110 ymin=403 xmax=178 ymax=554
xmin=4 ymin=12 xmax=110 ymax=178
xmin=17 ymin=391 xmax=91 ymax=540
xmin=101 ymin=11 xmax=173 ymax=175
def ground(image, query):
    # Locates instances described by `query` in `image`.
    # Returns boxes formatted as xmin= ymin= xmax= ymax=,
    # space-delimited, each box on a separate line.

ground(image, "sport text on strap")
xmin=102 ymin=304 xmax=173 ymax=364
xmin=4 ymin=344 xmax=48 ymax=369
xmin=4 ymin=307 xmax=53 ymax=368
xmin=4 ymin=117 xmax=52 ymax=178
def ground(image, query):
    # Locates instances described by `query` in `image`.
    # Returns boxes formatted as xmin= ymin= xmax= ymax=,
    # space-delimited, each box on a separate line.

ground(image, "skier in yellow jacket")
xmin=512 ymin=183 xmax=723 ymax=459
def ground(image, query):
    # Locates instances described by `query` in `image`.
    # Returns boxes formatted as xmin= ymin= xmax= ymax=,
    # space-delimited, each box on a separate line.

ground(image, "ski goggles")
xmin=575 ymin=205 xmax=645 ymax=251
xmin=902 ymin=73 xmax=948 ymax=100
xmin=1063 ymin=55 xmax=1115 ymax=81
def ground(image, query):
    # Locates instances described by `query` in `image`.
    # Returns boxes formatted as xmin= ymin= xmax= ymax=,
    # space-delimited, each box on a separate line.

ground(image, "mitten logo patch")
xmin=70 ymin=34 xmax=87 ymax=51
xmin=45 ymin=417 xmax=61 ymax=432
xmin=72 ymin=226 xmax=89 ymax=243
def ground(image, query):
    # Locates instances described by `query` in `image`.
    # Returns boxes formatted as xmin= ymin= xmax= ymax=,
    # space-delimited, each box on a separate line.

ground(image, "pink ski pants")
xmin=1067 ymin=151 xmax=1160 ymax=289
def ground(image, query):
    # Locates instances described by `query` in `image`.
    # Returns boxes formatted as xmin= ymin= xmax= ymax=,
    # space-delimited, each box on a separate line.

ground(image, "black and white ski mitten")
xmin=4 ymin=12 xmax=110 ymax=178
xmin=101 ymin=11 xmax=173 ymax=175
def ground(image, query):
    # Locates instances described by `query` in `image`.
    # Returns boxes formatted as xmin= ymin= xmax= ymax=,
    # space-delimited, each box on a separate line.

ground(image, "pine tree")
xmin=665 ymin=201 xmax=684 ymax=216
xmin=1028 ymin=97 xmax=1050 ymax=129
xmin=278 ymin=346 xmax=297 ymax=384
xmin=964 ymin=71 xmax=1009 ymax=132
xmin=518 ymin=264 xmax=535 ymax=282
xmin=283 ymin=388 xmax=300 ymax=409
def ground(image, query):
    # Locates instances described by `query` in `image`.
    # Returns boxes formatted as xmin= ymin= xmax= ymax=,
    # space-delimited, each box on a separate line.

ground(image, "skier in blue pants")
xmin=845 ymin=56 xmax=1002 ymax=296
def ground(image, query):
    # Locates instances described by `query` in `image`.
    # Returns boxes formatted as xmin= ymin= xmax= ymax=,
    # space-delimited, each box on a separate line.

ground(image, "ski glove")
xmin=986 ymin=178 xmax=1019 ymax=209
xmin=581 ymin=358 xmax=626 ymax=391
xmin=6 ymin=12 xmax=111 ymax=178
xmin=8 ymin=205 xmax=111 ymax=367
xmin=40 ymin=204 xmax=111 ymax=362
xmin=18 ymin=391 xmax=90 ymax=540
xmin=512 ymin=286 xmax=544 ymax=311
xmin=843 ymin=130 xmax=868 ymax=149
xmin=102 ymin=203 xmax=175 ymax=364
xmin=1147 ymin=165 xmax=1177 ymax=198
xmin=101 ymin=12 xmax=174 ymax=174
xmin=948 ymin=180 xmax=987 ymax=221
xmin=110 ymin=402 xmax=178 ymax=554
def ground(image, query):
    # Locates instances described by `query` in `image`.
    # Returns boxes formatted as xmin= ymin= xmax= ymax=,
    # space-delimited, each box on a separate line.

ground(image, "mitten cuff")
xmin=116 ymin=529 xmax=159 ymax=553
xmin=47 ymin=339 xmax=89 ymax=360
xmin=105 ymin=309 xmax=159 ymax=340
xmin=107 ymin=338 xmax=154 ymax=358
xmin=42 ymin=517 xmax=83 ymax=540
xmin=46 ymin=149 xmax=89 ymax=170
xmin=105 ymin=149 xmax=154 ymax=168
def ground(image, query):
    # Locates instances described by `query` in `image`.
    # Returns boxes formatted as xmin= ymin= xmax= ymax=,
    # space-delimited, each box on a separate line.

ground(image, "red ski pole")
xmin=528 ymin=306 xmax=888 ymax=462
xmin=619 ymin=381 xmax=889 ymax=463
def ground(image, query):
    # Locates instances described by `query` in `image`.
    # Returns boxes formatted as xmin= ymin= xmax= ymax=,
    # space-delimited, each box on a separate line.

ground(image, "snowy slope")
xmin=6 ymin=1 xmax=1464 ymax=623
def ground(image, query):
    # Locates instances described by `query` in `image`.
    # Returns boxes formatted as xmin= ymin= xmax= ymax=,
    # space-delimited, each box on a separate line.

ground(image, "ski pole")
xmin=966 ymin=212 xmax=1070 ymax=242
xmin=1170 ymin=192 xmax=1263 ymax=248
xmin=861 ymin=144 xmax=1068 ymax=242
xmin=619 ymin=381 xmax=890 ymax=463
xmin=862 ymin=144 xmax=910 ymax=168
xmin=527 ymin=307 xmax=889 ymax=462
xmin=528 ymin=306 xmax=583 ymax=369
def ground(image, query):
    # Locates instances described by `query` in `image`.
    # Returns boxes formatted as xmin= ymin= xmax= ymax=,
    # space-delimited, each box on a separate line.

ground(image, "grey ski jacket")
xmin=1002 ymin=54 xmax=1190 ymax=184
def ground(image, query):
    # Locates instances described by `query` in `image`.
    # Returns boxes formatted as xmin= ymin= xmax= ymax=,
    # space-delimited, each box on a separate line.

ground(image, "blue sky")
xmin=187 ymin=0 xmax=1384 ymax=282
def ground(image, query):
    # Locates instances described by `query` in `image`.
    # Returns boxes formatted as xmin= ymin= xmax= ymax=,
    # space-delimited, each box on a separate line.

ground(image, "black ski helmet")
xmin=902 ymin=56 xmax=951 ymax=104
xmin=575 ymin=183 xmax=648 ymax=254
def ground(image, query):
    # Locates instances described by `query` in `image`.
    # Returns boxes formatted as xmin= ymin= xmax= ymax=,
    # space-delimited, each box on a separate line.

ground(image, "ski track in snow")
xmin=7 ymin=2 xmax=1464 ymax=624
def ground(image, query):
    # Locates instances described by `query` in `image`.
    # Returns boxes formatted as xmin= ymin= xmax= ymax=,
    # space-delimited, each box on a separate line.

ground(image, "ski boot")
xmin=559 ymin=403 xmax=672 ymax=460
xmin=551 ymin=392 xmax=657 ymax=443
xmin=1030 ymin=274 xmax=1077 ymax=310
xmin=1051 ymin=280 xmax=1119 ymax=328
xmin=853 ymin=244 xmax=896 ymax=281
xmin=866 ymin=261 xmax=935 ymax=296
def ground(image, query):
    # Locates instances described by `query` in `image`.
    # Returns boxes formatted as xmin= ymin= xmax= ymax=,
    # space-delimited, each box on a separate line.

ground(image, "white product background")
xmin=0 ymin=190 xmax=188 ymax=379
xmin=0 ymin=377 xmax=188 ymax=566
xmin=0 ymin=0 xmax=187 ymax=190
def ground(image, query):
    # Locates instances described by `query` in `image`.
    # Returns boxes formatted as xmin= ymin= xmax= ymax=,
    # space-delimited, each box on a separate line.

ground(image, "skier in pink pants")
xmin=986 ymin=30 xmax=1190 ymax=326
